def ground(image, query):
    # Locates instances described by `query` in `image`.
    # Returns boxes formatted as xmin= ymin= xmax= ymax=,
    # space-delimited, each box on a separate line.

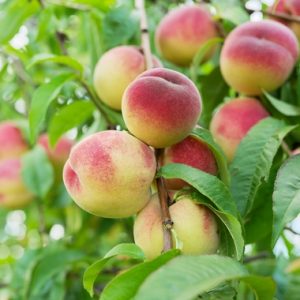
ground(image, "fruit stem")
xmin=135 ymin=0 xmax=173 ymax=252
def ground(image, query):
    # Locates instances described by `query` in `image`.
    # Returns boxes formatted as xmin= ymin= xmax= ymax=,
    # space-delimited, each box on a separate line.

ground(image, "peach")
xmin=134 ymin=194 xmax=220 ymax=260
xmin=63 ymin=130 xmax=156 ymax=218
xmin=162 ymin=135 xmax=218 ymax=190
xmin=155 ymin=5 xmax=218 ymax=66
xmin=270 ymin=0 xmax=300 ymax=40
xmin=93 ymin=46 xmax=162 ymax=110
xmin=0 ymin=159 xmax=34 ymax=209
xmin=122 ymin=68 xmax=202 ymax=148
xmin=210 ymin=98 xmax=269 ymax=162
xmin=0 ymin=121 xmax=28 ymax=162
xmin=220 ymin=20 xmax=299 ymax=95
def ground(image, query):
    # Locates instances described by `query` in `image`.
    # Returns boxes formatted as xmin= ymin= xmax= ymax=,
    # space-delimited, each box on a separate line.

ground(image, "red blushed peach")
xmin=122 ymin=68 xmax=202 ymax=148
xmin=210 ymin=98 xmax=269 ymax=162
xmin=0 ymin=121 xmax=28 ymax=162
xmin=220 ymin=20 xmax=299 ymax=95
xmin=155 ymin=5 xmax=219 ymax=66
xmin=93 ymin=46 xmax=162 ymax=110
xmin=134 ymin=194 xmax=220 ymax=260
xmin=63 ymin=130 xmax=156 ymax=218
xmin=162 ymin=135 xmax=218 ymax=190
xmin=0 ymin=159 xmax=34 ymax=209
xmin=270 ymin=0 xmax=300 ymax=40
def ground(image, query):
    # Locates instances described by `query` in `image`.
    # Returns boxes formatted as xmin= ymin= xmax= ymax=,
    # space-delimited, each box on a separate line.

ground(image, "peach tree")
xmin=0 ymin=0 xmax=300 ymax=299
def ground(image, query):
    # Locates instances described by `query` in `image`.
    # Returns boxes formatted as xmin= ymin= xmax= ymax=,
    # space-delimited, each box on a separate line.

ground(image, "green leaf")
xmin=28 ymin=250 xmax=84 ymax=297
xmin=263 ymin=91 xmax=300 ymax=116
xmin=21 ymin=146 xmax=54 ymax=198
xmin=48 ymin=101 xmax=94 ymax=146
xmin=57 ymin=0 xmax=115 ymax=11
xmin=191 ymin=126 xmax=230 ymax=186
xmin=0 ymin=0 xmax=39 ymax=44
xmin=158 ymin=163 xmax=237 ymax=217
xmin=135 ymin=255 xmax=275 ymax=300
xmin=230 ymin=117 xmax=296 ymax=216
xmin=83 ymin=243 xmax=145 ymax=297
xmin=272 ymin=155 xmax=300 ymax=245
xmin=100 ymin=250 xmax=180 ymax=300
xmin=28 ymin=54 xmax=84 ymax=76
xmin=29 ymin=72 xmax=75 ymax=142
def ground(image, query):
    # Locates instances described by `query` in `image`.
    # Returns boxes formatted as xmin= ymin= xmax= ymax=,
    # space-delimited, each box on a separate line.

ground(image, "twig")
xmin=246 ymin=8 xmax=300 ymax=23
xmin=244 ymin=251 xmax=271 ymax=264
xmin=135 ymin=0 xmax=173 ymax=252
xmin=285 ymin=226 xmax=300 ymax=235
xmin=282 ymin=141 xmax=292 ymax=156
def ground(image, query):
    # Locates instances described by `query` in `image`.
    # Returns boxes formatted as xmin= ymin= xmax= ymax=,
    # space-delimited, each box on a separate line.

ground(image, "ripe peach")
xmin=210 ymin=98 xmax=269 ymax=162
xmin=63 ymin=130 xmax=156 ymax=218
xmin=220 ymin=20 xmax=299 ymax=95
xmin=0 ymin=159 xmax=34 ymax=209
xmin=93 ymin=46 xmax=162 ymax=110
xmin=134 ymin=194 xmax=220 ymax=260
xmin=162 ymin=135 xmax=218 ymax=190
xmin=270 ymin=0 xmax=300 ymax=40
xmin=0 ymin=121 xmax=28 ymax=162
xmin=122 ymin=68 xmax=202 ymax=148
xmin=155 ymin=5 xmax=218 ymax=66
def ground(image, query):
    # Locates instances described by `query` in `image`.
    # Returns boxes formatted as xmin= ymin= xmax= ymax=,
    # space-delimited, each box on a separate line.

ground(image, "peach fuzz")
xmin=122 ymin=68 xmax=202 ymax=148
xmin=162 ymin=135 xmax=218 ymax=190
xmin=155 ymin=5 xmax=218 ymax=66
xmin=220 ymin=20 xmax=299 ymax=95
xmin=210 ymin=98 xmax=269 ymax=162
xmin=93 ymin=46 xmax=162 ymax=110
xmin=63 ymin=130 xmax=156 ymax=218
xmin=0 ymin=159 xmax=34 ymax=209
xmin=270 ymin=0 xmax=300 ymax=40
xmin=134 ymin=194 xmax=220 ymax=260
xmin=0 ymin=121 xmax=28 ymax=162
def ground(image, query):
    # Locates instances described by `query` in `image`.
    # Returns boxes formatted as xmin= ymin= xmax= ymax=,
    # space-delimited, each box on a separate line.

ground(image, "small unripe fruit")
xmin=220 ymin=20 xmax=299 ymax=95
xmin=134 ymin=194 xmax=220 ymax=260
xmin=63 ymin=130 xmax=156 ymax=218
xmin=0 ymin=159 xmax=34 ymax=209
xmin=0 ymin=121 xmax=28 ymax=162
xmin=155 ymin=5 xmax=218 ymax=66
xmin=122 ymin=68 xmax=202 ymax=148
xmin=162 ymin=135 xmax=218 ymax=190
xmin=93 ymin=46 xmax=162 ymax=110
xmin=210 ymin=98 xmax=269 ymax=162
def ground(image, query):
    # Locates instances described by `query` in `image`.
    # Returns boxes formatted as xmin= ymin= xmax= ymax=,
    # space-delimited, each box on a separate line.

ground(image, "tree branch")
xmin=244 ymin=251 xmax=271 ymax=264
xmin=135 ymin=0 xmax=173 ymax=252
xmin=246 ymin=8 xmax=300 ymax=23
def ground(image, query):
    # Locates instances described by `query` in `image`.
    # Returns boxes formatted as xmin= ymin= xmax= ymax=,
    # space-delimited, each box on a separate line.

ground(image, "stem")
xmin=37 ymin=199 xmax=47 ymax=246
xmin=282 ymin=141 xmax=292 ymax=156
xmin=135 ymin=0 xmax=173 ymax=252
xmin=285 ymin=226 xmax=300 ymax=235
xmin=246 ymin=8 xmax=300 ymax=23
xmin=244 ymin=251 xmax=271 ymax=264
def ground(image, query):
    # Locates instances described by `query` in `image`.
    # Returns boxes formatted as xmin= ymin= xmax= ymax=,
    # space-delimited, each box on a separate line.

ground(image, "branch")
xmin=244 ymin=251 xmax=271 ymax=264
xmin=135 ymin=0 xmax=173 ymax=252
xmin=285 ymin=226 xmax=300 ymax=235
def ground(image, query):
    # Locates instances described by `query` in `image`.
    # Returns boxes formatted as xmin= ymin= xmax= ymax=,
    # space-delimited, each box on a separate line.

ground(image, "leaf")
xmin=48 ymin=101 xmax=94 ymax=146
xmin=83 ymin=243 xmax=145 ymax=297
xmin=158 ymin=163 xmax=237 ymax=217
xmin=29 ymin=73 xmax=75 ymax=142
xmin=100 ymin=250 xmax=180 ymax=300
xmin=272 ymin=155 xmax=300 ymax=245
xmin=263 ymin=91 xmax=300 ymax=116
xmin=230 ymin=117 xmax=296 ymax=216
xmin=191 ymin=126 xmax=230 ymax=186
xmin=0 ymin=0 xmax=39 ymax=44
xmin=28 ymin=54 xmax=84 ymax=76
xmin=21 ymin=146 xmax=54 ymax=198
xmin=135 ymin=255 xmax=275 ymax=300
xmin=57 ymin=0 xmax=115 ymax=11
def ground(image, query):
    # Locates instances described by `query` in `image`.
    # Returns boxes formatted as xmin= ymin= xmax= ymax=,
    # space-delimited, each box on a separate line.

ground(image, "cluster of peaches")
xmin=0 ymin=122 xmax=73 ymax=209
xmin=63 ymin=2 xmax=300 ymax=259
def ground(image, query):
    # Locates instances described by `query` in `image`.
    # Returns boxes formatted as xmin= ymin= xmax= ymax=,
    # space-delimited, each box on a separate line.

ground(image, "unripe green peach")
xmin=0 ymin=159 xmax=34 ymax=209
xmin=210 ymin=98 xmax=269 ymax=162
xmin=134 ymin=194 xmax=220 ymax=260
xmin=93 ymin=46 xmax=162 ymax=110
xmin=63 ymin=130 xmax=156 ymax=218
xmin=0 ymin=121 xmax=28 ymax=162
xmin=220 ymin=20 xmax=299 ymax=95
xmin=122 ymin=68 xmax=202 ymax=148
xmin=162 ymin=135 xmax=218 ymax=190
xmin=155 ymin=5 xmax=218 ymax=66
